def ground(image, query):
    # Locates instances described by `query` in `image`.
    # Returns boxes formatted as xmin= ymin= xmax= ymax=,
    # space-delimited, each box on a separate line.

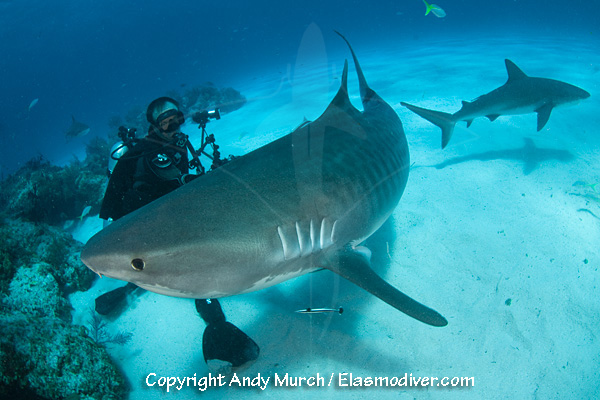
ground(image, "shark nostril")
xmin=131 ymin=258 xmax=145 ymax=271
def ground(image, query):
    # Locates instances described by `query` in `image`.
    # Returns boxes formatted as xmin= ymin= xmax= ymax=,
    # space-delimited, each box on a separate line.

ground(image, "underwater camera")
xmin=192 ymin=109 xmax=221 ymax=127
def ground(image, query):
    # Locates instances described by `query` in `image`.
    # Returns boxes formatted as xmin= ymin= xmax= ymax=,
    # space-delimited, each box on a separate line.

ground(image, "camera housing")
xmin=192 ymin=109 xmax=221 ymax=127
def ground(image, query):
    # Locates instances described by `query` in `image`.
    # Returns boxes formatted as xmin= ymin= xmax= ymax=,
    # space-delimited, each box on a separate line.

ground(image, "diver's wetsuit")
xmin=99 ymin=131 xmax=248 ymax=364
xmin=100 ymin=132 xmax=191 ymax=220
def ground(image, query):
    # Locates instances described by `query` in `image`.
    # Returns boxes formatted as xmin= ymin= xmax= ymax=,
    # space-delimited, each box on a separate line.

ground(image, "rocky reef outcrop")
xmin=0 ymin=82 xmax=247 ymax=399
xmin=0 ymin=220 xmax=128 ymax=399
xmin=0 ymin=139 xmax=108 ymax=227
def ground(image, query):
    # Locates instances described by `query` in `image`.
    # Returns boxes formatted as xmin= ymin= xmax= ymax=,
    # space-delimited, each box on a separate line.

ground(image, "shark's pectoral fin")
xmin=535 ymin=103 xmax=553 ymax=131
xmin=325 ymin=247 xmax=448 ymax=327
xmin=486 ymin=114 xmax=500 ymax=122
xmin=466 ymin=119 xmax=474 ymax=128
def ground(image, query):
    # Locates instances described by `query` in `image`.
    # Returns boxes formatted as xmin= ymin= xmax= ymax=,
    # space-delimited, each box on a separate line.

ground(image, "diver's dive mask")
xmin=157 ymin=109 xmax=183 ymax=133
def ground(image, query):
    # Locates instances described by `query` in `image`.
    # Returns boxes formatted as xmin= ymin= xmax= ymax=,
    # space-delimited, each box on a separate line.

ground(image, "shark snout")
xmin=80 ymin=236 xmax=126 ymax=280
xmin=573 ymin=84 xmax=591 ymax=100
xmin=80 ymin=250 xmax=103 ymax=278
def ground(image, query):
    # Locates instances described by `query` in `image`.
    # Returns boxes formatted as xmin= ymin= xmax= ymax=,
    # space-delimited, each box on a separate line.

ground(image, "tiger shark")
xmin=81 ymin=33 xmax=448 ymax=327
xmin=402 ymin=59 xmax=590 ymax=149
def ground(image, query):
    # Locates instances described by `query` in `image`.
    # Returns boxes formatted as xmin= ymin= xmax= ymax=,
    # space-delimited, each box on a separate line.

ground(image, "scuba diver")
xmin=96 ymin=96 xmax=259 ymax=370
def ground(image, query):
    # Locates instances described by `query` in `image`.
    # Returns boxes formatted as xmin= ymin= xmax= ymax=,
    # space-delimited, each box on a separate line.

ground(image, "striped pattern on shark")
xmin=81 ymin=33 xmax=447 ymax=327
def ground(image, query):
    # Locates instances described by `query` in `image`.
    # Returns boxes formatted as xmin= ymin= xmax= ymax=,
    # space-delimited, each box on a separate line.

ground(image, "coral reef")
xmin=175 ymin=82 xmax=247 ymax=114
xmin=1 ymin=264 xmax=127 ymax=400
xmin=87 ymin=308 xmax=133 ymax=346
xmin=0 ymin=218 xmax=126 ymax=399
xmin=107 ymin=83 xmax=246 ymax=141
xmin=0 ymin=219 xmax=95 ymax=296
xmin=0 ymin=80 xmax=247 ymax=400
xmin=0 ymin=141 xmax=108 ymax=226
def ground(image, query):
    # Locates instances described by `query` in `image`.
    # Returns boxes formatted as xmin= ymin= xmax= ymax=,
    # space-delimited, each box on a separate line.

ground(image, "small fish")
xmin=573 ymin=181 xmax=598 ymax=192
xmin=423 ymin=0 xmax=446 ymax=18
xmin=295 ymin=307 xmax=344 ymax=315
xmin=28 ymin=98 xmax=39 ymax=112
xmin=78 ymin=205 xmax=92 ymax=221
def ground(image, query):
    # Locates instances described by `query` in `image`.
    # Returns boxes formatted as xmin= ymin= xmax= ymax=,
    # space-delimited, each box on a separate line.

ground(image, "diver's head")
xmin=146 ymin=97 xmax=185 ymax=140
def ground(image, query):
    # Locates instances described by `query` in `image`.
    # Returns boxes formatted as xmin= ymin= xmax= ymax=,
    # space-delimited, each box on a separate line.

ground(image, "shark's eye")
xmin=131 ymin=258 xmax=145 ymax=271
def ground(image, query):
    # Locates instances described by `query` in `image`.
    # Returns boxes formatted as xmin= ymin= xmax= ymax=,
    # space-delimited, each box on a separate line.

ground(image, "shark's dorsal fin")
xmin=331 ymin=59 xmax=350 ymax=106
xmin=505 ymin=59 xmax=528 ymax=83
xmin=460 ymin=100 xmax=477 ymax=113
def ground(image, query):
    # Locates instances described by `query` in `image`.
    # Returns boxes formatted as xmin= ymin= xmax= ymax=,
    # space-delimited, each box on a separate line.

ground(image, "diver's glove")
xmin=95 ymin=282 xmax=139 ymax=316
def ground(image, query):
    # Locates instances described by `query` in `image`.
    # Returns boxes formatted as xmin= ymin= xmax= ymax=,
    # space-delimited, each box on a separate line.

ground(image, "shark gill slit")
xmin=276 ymin=226 xmax=290 ymax=260
xmin=319 ymin=218 xmax=327 ymax=249
xmin=331 ymin=220 xmax=338 ymax=244
xmin=295 ymin=221 xmax=304 ymax=254
xmin=310 ymin=219 xmax=318 ymax=251
xmin=278 ymin=218 xmax=337 ymax=260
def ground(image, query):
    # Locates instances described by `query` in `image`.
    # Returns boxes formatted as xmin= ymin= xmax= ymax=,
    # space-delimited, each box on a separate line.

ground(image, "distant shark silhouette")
xmin=65 ymin=115 xmax=90 ymax=139
xmin=81 ymin=33 xmax=448 ymax=327
xmin=402 ymin=59 xmax=590 ymax=149
xmin=431 ymin=138 xmax=573 ymax=175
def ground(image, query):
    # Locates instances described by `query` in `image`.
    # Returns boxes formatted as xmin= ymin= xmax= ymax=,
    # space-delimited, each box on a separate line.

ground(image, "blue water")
xmin=2 ymin=1 xmax=600 ymax=399
xmin=0 ymin=0 xmax=596 ymax=175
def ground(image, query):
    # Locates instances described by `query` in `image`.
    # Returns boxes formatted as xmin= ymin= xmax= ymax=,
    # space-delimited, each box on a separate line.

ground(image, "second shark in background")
xmin=402 ymin=59 xmax=590 ymax=149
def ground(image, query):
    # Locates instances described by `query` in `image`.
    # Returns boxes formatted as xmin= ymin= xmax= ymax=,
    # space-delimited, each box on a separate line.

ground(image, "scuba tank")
xmin=104 ymin=127 xmax=137 ymax=227
xmin=108 ymin=141 xmax=129 ymax=175
xmin=108 ymin=126 xmax=137 ymax=176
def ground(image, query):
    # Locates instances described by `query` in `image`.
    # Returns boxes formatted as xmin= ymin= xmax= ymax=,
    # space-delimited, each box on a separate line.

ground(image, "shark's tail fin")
xmin=401 ymin=102 xmax=456 ymax=149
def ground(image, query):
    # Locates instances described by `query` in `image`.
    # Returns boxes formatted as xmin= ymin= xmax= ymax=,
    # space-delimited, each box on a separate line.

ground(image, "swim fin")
xmin=202 ymin=321 xmax=260 ymax=368
xmin=95 ymin=282 xmax=139 ymax=316
xmin=195 ymin=299 xmax=259 ymax=368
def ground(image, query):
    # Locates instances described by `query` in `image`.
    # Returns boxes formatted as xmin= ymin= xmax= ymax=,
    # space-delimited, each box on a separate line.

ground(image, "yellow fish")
xmin=423 ymin=0 xmax=446 ymax=18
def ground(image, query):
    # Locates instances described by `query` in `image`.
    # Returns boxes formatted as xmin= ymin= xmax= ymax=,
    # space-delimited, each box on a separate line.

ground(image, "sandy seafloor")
xmin=69 ymin=33 xmax=600 ymax=399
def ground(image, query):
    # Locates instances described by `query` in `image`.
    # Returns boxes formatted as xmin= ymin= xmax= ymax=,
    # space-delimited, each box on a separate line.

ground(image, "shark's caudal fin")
xmin=401 ymin=102 xmax=456 ymax=149
xmin=327 ymin=248 xmax=448 ymax=327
